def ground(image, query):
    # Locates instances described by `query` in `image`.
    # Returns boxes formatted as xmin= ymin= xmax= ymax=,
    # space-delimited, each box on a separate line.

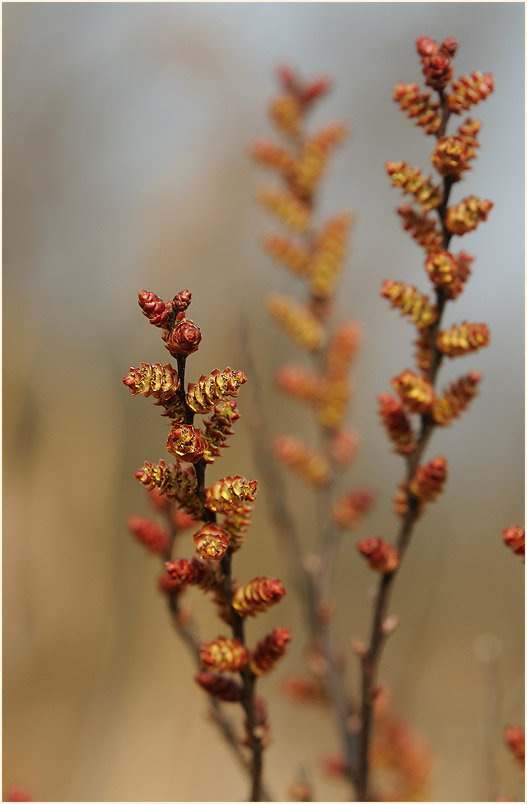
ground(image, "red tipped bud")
xmin=502 ymin=525 xmax=525 ymax=560
xmin=138 ymin=289 xmax=173 ymax=327
xmin=422 ymin=52 xmax=453 ymax=91
xmin=416 ymin=36 xmax=438 ymax=58
xmin=250 ymin=627 xmax=292 ymax=676
xmin=163 ymin=317 xmax=202 ymax=357
xmin=357 ymin=537 xmax=400 ymax=574
xmin=195 ymin=671 xmax=243 ymax=702
xmin=409 ymin=456 xmax=447 ymax=503
xmin=193 ymin=523 xmax=230 ymax=561
xmin=232 ymin=577 xmax=286 ymax=618
xmin=127 ymin=515 xmax=170 ymax=555
xmin=172 ymin=289 xmax=192 ymax=312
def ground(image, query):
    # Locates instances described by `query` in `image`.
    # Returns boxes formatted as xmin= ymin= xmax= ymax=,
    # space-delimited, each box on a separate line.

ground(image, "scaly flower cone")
xmin=397 ymin=204 xmax=443 ymax=253
xmin=381 ymin=280 xmax=437 ymax=329
xmin=195 ymin=671 xmax=243 ymax=702
xmin=200 ymin=637 xmax=248 ymax=672
xmin=386 ymin=162 xmax=441 ymax=210
xmin=186 ymin=368 xmax=247 ymax=415
xmin=193 ymin=523 xmax=230 ymax=561
xmin=393 ymin=83 xmax=441 ymax=134
xmin=436 ymin=322 xmax=489 ymax=357
xmin=205 ymin=475 xmax=259 ymax=514
xmin=250 ymin=627 xmax=292 ymax=676
xmin=166 ymin=423 xmax=206 ymax=464
xmin=135 ymin=460 xmax=204 ymax=517
xmin=232 ymin=577 xmax=286 ymax=617
xmin=378 ymin=393 xmax=417 ymax=454
xmin=127 ymin=515 xmax=170 ymax=555
xmin=333 ymin=488 xmax=375 ymax=529
xmin=266 ymin=294 xmax=325 ymax=351
xmin=138 ymin=289 xmax=173 ymax=328
xmin=222 ymin=504 xmax=254 ymax=550
xmin=262 ymin=233 xmax=310 ymax=277
xmin=447 ymin=71 xmax=494 ymax=114
xmin=391 ymin=369 xmax=435 ymax=413
xmin=431 ymin=371 xmax=482 ymax=425
xmin=257 ymin=186 xmax=311 ymax=232
xmin=445 ymin=196 xmax=493 ymax=236
xmin=409 ymin=456 xmax=447 ymax=503
xmin=502 ymin=525 xmax=525 ymax=560
xmin=122 ymin=361 xmax=180 ymax=404
xmin=430 ymin=136 xmax=473 ymax=180
xmin=163 ymin=314 xmax=202 ymax=357
xmin=357 ymin=537 xmax=400 ymax=575
xmin=273 ymin=435 xmax=330 ymax=487
xmin=202 ymin=400 xmax=240 ymax=464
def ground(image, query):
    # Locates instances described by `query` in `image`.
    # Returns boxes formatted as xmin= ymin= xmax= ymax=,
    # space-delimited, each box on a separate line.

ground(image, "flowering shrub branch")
xmin=355 ymin=35 xmax=494 ymax=800
xmin=124 ymin=290 xmax=288 ymax=801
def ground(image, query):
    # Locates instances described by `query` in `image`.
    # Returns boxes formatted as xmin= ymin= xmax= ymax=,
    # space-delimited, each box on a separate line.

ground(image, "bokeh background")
xmin=3 ymin=2 xmax=524 ymax=801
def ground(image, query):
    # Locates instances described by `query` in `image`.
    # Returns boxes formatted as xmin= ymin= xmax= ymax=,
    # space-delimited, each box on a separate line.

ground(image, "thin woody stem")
xmin=173 ymin=355 xmax=269 ymax=801
xmin=356 ymin=92 xmax=455 ymax=801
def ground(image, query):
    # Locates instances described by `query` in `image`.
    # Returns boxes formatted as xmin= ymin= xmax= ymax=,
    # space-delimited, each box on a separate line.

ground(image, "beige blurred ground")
xmin=3 ymin=3 xmax=524 ymax=802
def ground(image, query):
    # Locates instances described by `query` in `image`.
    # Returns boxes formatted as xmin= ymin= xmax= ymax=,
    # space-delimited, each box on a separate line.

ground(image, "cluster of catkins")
xmin=123 ymin=289 xmax=289 ymax=752
xmin=364 ymin=35 xmax=494 ymax=572
xmin=251 ymin=66 xmax=373 ymax=535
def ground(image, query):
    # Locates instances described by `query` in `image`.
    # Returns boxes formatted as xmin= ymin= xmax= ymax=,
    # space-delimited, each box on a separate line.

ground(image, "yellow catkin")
xmin=386 ymin=162 xmax=442 ymax=210
xmin=266 ymin=294 xmax=325 ymax=351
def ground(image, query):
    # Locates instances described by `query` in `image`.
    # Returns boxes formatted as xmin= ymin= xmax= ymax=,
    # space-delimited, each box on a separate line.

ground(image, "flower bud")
xmin=138 ymin=289 xmax=172 ymax=328
xmin=163 ymin=317 xmax=202 ymax=357
xmin=166 ymin=424 xmax=206 ymax=464
xmin=431 ymin=136 xmax=471 ymax=180
xmin=409 ymin=456 xmax=447 ymax=503
xmin=193 ymin=523 xmax=230 ymax=561
xmin=172 ymin=289 xmax=192 ymax=312
xmin=232 ymin=577 xmax=286 ymax=617
xmin=249 ymin=627 xmax=291 ymax=675
xmin=391 ymin=370 xmax=435 ymax=414
xmin=357 ymin=537 xmax=400 ymax=574
xmin=200 ymin=636 xmax=248 ymax=672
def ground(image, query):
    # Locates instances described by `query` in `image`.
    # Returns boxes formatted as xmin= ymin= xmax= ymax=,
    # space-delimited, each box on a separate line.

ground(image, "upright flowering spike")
xmin=166 ymin=424 xmax=206 ymax=464
xmin=195 ymin=671 xmax=243 ymax=702
xmin=135 ymin=460 xmax=203 ymax=517
xmin=163 ymin=316 xmax=202 ymax=357
xmin=391 ymin=370 xmax=435 ymax=414
xmin=262 ymin=233 xmax=311 ymax=277
xmin=393 ymin=83 xmax=441 ymax=135
xmin=397 ymin=204 xmax=443 ymax=253
xmin=193 ymin=523 xmax=230 ymax=561
xmin=436 ymin=322 xmax=490 ymax=357
xmin=447 ymin=71 xmax=494 ymax=114
xmin=250 ymin=627 xmax=292 ymax=676
xmin=381 ymin=280 xmax=437 ymax=329
xmin=256 ymin=186 xmax=311 ymax=232
xmin=409 ymin=456 xmax=447 ymax=503
xmin=378 ymin=393 xmax=417 ymax=454
xmin=430 ymin=136 xmax=472 ymax=180
xmin=445 ymin=196 xmax=493 ymax=236
xmin=186 ymin=368 xmax=247 ymax=415
xmin=308 ymin=213 xmax=352 ymax=299
xmin=202 ymin=400 xmax=240 ymax=464
xmin=386 ymin=162 xmax=442 ymax=211
xmin=138 ymin=289 xmax=173 ymax=328
xmin=127 ymin=515 xmax=170 ymax=555
xmin=275 ymin=364 xmax=323 ymax=406
xmin=504 ymin=725 xmax=525 ymax=765
xmin=172 ymin=289 xmax=192 ymax=312
xmin=333 ymin=488 xmax=374 ymax=529
xmin=269 ymin=94 xmax=302 ymax=136
xmin=293 ymin=122 xmax=347 ymax=198
xmin=205 ymin=475 xmax=259 ymax=514
xmin=266 ymin=294 xmax=325 ymax=351
xmin=232 ymin=577 xmax=286 ymax=617
xmin=200 ymin=637 xmax=248 ymax=672
xmin=249 ymin=139 xmax=296 ymax=178
xmin=326 ymin=321 xmax=362 ymax=379
xmin=357 ymin=537 xmax=400 ymax=574
xmin=273 ymin=435 xmax=330 ymax=487
xmin=432 ymin=371 xmax=482 ymax=425
xmin=502 ymin=525 xmax=525 ymax=559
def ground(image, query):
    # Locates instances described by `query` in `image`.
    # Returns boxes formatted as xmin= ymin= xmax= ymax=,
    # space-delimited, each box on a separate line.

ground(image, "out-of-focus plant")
xmin=123 ymin=289 xmax=289 ymax=801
